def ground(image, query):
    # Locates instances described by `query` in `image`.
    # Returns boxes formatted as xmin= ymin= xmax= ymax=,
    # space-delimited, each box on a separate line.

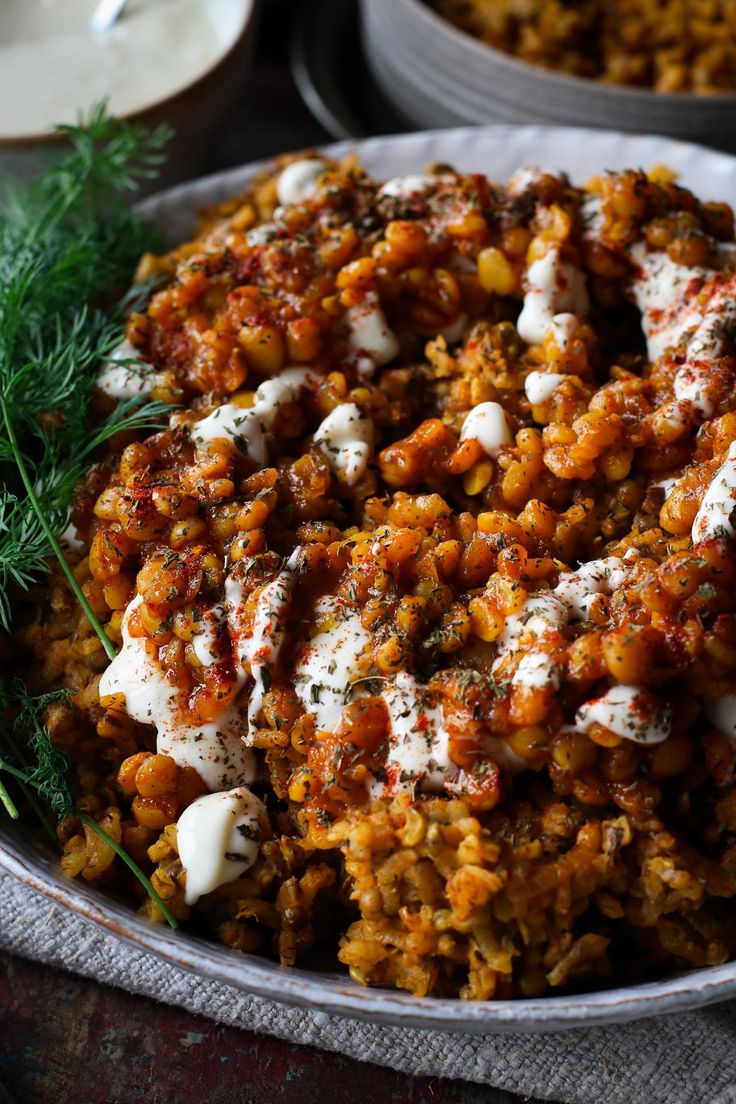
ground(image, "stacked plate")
xmin=361 ymin=0 xmax=736 ymax=151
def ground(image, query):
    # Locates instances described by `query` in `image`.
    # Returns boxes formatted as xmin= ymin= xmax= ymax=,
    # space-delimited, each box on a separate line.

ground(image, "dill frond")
xmin=0 ymin=107 xmax=179 ymax=928
xmin=0 ymin=682 xmax=178 ymax=928
xmin=0 ymin=105 xmax=171 ymax=640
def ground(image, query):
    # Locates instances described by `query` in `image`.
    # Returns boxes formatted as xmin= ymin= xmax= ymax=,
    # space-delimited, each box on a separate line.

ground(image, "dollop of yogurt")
xmin=276 ymin=159 xmax=327 ymax=206
xmin=314 ymin=403 xmax=375 ymax=486
xmin=177 ymin=787 xmax=264 ymax=905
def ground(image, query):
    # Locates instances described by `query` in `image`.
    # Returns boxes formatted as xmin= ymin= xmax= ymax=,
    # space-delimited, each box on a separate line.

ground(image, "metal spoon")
xmin=89 ymin=0 xmax=128 ymax=36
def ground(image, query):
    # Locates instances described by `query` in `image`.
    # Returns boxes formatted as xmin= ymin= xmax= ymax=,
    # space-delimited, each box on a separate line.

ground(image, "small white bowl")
xmin=0 ymin=0 xmax=259 ymax=193
xmin=360 ymin=0 xmax=736 ymax=151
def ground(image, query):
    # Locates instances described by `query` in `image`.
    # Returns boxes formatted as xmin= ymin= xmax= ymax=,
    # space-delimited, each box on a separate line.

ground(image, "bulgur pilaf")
xmin=433 ymin=0 xmax=736 ymax=93
xmin=14 ymin=154 xmax=736 ymax=1000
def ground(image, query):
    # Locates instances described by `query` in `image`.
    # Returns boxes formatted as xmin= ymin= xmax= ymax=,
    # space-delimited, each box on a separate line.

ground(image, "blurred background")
xmin=3 ymin=0 xmax=733 ymax=191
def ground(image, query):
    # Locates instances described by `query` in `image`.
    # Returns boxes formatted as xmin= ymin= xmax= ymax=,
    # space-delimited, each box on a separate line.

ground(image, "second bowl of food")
xmin=361 ymin=0 xmax=736 ymax=150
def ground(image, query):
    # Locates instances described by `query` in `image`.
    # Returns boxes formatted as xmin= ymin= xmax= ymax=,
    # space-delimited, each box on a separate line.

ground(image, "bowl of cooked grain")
xmin=7 ymin=123 xmax=736 ymax=1029
xmin=361 ymin=0 xmax=736 ymax=151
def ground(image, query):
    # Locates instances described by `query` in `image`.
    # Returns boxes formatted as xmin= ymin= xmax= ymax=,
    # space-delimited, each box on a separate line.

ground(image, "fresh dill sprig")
xmin=0 ymin=682 xmax=178 ymax=929
xmin=0 ymin=106 xmax=179 ymax=928
xmin=0 ymin=106 xmax=171 ymax=645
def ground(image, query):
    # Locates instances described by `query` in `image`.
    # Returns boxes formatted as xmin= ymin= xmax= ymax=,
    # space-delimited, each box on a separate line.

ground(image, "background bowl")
xmin=7 ymin=123 xmax=736 ymax=1032
xmin=0 ymin=0 xmax=259 ymax=193
xmin=360 ymin=0 xmax=736 ymax=152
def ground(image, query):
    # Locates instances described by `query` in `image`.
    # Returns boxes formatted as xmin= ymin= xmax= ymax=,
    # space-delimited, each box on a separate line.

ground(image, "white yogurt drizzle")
xmin=191 ymin=602 xmax=227 ymax=667
xmin=314 ymin=403 xmax=375 ymax=486
xmin=191 ymin=367 xmax=316 ymax=461
xmin=177 ymin=787 xmax=264 ymax=905
xmin=459 ymin=401 xmax=513 ymax=458
xmin=382 ymin=673 xmax=452 ymax=791
xmin=246 ymin=223 xmax=278 ymax=247
xmin=554 ymin=557 xmax=628 ymax=620
xmin=516 ymin=248 xmax=589 ymax=346
xmin=226 ymin=548 xmax=302 ymax=734
xmin=97 ymin=338 xmax=153 ymax=400
xmin=382 ymin=673 xmax=524 ymax=789
xmin=98 ymin=596 xmax=254 ymax=791
xmin=293 ymin=596 xmax=370 ymax=732
xmin=691 ymin=441 xmax=736 ymax=544
xmin=377 ymin=174 xmax=454 ymax=200
xmin=494 ymin=559 xmax=628 ymax=696
xmin=507 ymin=166 xmax=564 ymax=196
xmin=628 ymin=242 xmax=736 ymax=366
xmin=346 ymin=292 xmax=400 ymax=377
xmin=574 ymin=685 xmax=671 ymax=745
xmin=276 ymin=159 xmax=327 ymax=206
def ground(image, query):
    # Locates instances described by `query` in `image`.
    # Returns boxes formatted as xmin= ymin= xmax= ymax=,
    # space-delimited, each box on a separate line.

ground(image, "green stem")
xmin=0 ymin=733 xmax=57 ymax=843
xmin=0 ymin=396 xmax=116 ymax=661
xmin=0 ymin=776 xmax=19 ymax=819
xmin=79 ymin=813 xmax=178 ymax=930
xmin=0 ymin=757 xmax=32 ymax=783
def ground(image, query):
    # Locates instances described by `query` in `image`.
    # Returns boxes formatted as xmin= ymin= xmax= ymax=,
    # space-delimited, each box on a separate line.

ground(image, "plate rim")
xmin=6 ymin=123 xmax=736 ymax=1033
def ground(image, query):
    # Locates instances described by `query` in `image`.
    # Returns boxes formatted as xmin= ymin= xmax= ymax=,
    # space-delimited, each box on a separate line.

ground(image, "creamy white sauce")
xmin=191 ymin=367 xmax=315 ymax=460
xmin=226 ymin=548 xmax=301 ymax=734
xmin=493 ymin=592 xmax=568 ymax=681
xmin=525 ymin=370 xmax=566 ymax=404
xmin=554 ymin=557 xmax=628 ymax=620
xmin=507 ymin=166 xmax=564 ymax=196
xmin=245 ymin=223 xmax=277 ymax=247
xmin=314 ymin=403 xmax=374 ymax=486
xmin=512 ymin=649 xmax=560 ymax=692
xmin=652 ymin=475 xmax=680 ymax=499
xmin=176 ymin=787 xmax=264 ymax=905
xmin=516 ymin=248 xmax=589 ymax=346
xmin=98 ymin=596 xmax=254 ymax=790
xmin=673 ymin=362 xmax=718 ymax=420
xmin=673 ymin=277 xmax=736 ymax=418
xmin=383 ymin=673 xmax=451 ymax=792
xmin=192 ymin=403 xmax=269 ymax=463
xmin=381 ymin=673 xmax=524 ymax=790
xmin=581 ymin=192 xmax=605 ymax=238
xmin=192 ymin=603 xmax=226 ymax=667
xmin=549 ymin=312 xmax=577 ymax=350
xmin=276 ymin=159 xmax=327 ymax=206
xmin=494 ymin=561 xmax=627 ymax=693
xmin=692 ymin=441 xmax=736 ymax=543
xmin=575 ymin=685 xmax=671 ymax=745
xmin=347 ymin=293 xmax=400 ymax=375
xmin=629 ymin=242 xmax=708 ymax=362
xmin=459 ymin=401 xmax=512 ymax=458
xmin=0 ymin=0 xmax=239 ymax=140
xmin=97 ymin=338 xmax=153 ymax=400
xmin=293 ymin=597 xmax=370 ymax=732
xmin=377 ymin=174 xmax=453 ymax=199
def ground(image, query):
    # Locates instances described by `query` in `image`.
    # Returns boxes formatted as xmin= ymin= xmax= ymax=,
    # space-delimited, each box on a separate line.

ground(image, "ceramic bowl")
xmin=5 ymin=125 xmax=736 ymax=1032
xmin=360 ymin=0 xmax=736 ymax=152
xmin=0 ymin=0 xmax=259 ymax=193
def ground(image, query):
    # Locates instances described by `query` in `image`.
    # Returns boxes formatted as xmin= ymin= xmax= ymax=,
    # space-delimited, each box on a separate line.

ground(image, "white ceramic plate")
xmin=5 ymin=126 xmax=736 ymax=1034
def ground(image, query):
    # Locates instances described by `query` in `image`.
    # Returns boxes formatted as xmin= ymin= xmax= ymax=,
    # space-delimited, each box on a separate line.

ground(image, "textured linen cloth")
xmin=2 ymin=868 xmax=736 ymax=1104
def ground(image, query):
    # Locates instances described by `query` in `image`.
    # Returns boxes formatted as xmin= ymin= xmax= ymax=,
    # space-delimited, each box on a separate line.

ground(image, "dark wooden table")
xmin=0 ymin=5 xmax=532 ymax=1101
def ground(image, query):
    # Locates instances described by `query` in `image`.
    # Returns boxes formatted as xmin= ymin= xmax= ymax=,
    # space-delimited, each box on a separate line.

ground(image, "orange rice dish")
xmin=15 ymin=154 xmax=736 ymax=1000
